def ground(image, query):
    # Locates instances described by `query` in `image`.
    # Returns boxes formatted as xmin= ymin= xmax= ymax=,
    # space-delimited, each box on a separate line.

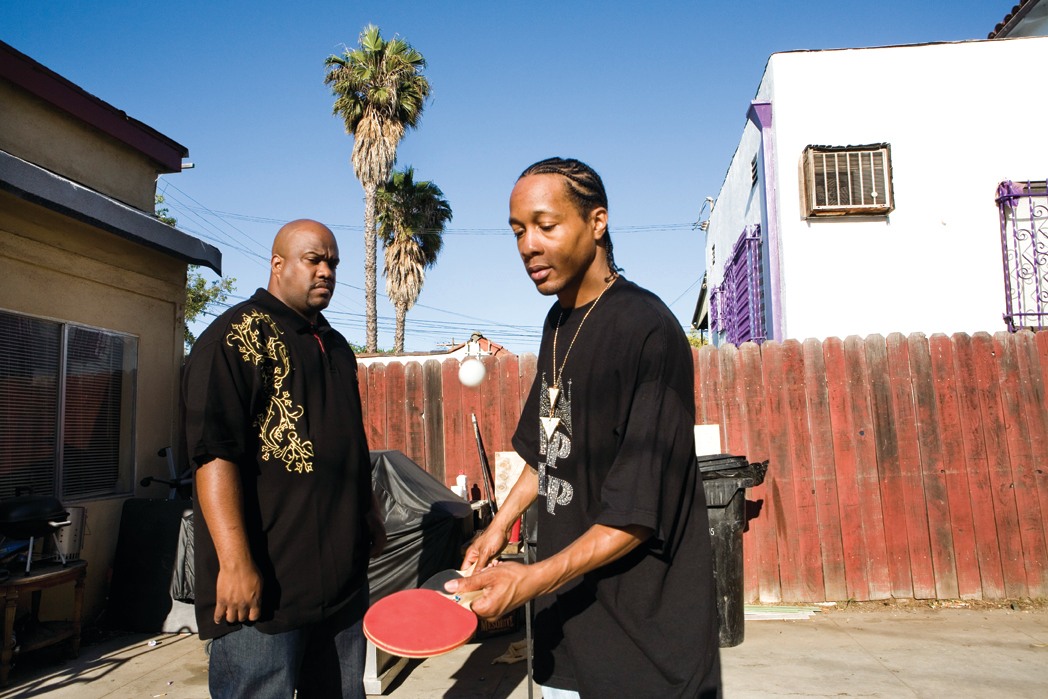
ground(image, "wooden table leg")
xmin=2 ymin=588 xmax=19 ymax=687
xmin=70 ymin=571 xmax=85 ymax=658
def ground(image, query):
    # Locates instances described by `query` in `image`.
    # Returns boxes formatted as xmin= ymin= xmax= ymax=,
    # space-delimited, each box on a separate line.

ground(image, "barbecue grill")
xmin=0 ymin=488 xmax=71 ymax=574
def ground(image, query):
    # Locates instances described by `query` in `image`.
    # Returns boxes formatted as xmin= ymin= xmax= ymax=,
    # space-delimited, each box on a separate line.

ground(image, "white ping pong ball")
xmin=458 ymin=358 xmax=486 ymax=387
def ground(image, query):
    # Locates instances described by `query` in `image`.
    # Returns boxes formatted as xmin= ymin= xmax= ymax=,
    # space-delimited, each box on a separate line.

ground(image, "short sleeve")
xmin=595 ymin=318 xmax=696 ymax=555
xmin=182 ymin=326 xmax=256 ymax=467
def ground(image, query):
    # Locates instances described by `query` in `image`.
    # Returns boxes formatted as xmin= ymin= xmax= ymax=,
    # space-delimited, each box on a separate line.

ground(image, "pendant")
xmin=548 ymin=386 xmax=560 ymax=410
xmin=540 ymin=416 xmax=561 ymax=440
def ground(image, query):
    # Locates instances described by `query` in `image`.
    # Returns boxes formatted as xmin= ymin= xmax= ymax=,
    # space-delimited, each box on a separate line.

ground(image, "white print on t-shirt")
xmin=537 ymin=373 xmax=574 ymax=514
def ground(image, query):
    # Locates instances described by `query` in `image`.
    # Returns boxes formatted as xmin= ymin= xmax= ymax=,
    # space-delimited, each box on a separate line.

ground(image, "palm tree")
xmin=324 ymin=25 xmax=430 ymax=352
xmin=377 ymin=167 xmax=452 ymax=353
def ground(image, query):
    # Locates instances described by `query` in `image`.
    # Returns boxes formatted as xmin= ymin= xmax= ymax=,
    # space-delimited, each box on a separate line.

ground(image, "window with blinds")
xmin=802 ymin=144 xmax=894 ymax=217
xmin=0 ymin=310 xmax=137 ymax=501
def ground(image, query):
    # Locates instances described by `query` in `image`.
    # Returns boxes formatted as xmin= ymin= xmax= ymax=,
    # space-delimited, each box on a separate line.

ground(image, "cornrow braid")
xmin=519 ymin=157 xmax=622 ymax=281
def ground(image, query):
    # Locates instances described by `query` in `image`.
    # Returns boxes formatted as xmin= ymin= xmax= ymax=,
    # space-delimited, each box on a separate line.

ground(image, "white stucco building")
xmin=698 ymin=35 xmax=1048 ymax=345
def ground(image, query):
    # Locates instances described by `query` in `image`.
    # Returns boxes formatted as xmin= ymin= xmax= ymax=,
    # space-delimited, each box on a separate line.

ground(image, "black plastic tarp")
xmin=367 ymin=450 xmax=473 ymax=603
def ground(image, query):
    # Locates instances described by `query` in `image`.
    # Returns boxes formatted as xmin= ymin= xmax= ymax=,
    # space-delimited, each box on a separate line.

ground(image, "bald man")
xmin=183 ymin=219 xmax=384 ymax=699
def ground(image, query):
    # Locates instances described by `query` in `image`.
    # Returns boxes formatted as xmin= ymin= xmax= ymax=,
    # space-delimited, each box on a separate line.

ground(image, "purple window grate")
xmin=713 ymin=224 xmax=765 ymax=345
xmin=997 ymin=180 xmax=1048 ymax=332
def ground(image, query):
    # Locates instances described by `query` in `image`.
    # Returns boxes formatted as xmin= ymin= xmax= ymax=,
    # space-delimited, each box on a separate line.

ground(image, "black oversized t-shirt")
xmin=183 ymin=289 xmax=373 ymax=640
xmin=512 ymin=277 xmax=721 ymax=698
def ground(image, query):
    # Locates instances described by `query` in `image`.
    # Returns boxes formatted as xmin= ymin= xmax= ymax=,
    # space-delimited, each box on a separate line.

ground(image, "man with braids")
xmin=183 ymin=219 xmax=386 ymax=698
xmin=449 ymin=158 xmax=722 ymax=697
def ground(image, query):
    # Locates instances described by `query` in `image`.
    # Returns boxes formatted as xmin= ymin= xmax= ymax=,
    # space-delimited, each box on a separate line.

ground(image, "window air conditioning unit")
xmin=802 ymin=144 xmax=894 ymax=217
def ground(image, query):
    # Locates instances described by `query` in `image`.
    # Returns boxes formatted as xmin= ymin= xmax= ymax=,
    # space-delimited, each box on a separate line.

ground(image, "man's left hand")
xmin=445 ymin=560 xmax=538 ymax=621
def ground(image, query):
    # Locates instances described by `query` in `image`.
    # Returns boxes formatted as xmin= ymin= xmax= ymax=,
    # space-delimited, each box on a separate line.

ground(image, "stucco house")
xmin=696 ymin=31 xmax=1048 ymax=346
xmin=0 ymin=40 xmax=220 ymax=620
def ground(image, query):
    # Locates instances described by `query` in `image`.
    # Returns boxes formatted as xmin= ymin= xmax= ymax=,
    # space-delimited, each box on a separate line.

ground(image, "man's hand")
xmin=447 ymin=560 xmax=538 ymax=620
xmin=214 ymin=561 xmax=264 ymax=624
xmin=449 ymin=522 xmax=652 ymax=621
xmin=460 ymin=522 xmax=509 ymax=574
xmin=196 ymin=457 xmax=264 ymax=626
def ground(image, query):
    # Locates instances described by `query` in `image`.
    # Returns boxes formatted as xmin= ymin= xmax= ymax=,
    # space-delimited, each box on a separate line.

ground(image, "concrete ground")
xmin=1 ymin=602 xmax=1046 ymax=698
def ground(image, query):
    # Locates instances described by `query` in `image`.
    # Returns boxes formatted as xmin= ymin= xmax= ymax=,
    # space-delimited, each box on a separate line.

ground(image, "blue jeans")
xmin=207 ymin=614 xmax=367 ymax=699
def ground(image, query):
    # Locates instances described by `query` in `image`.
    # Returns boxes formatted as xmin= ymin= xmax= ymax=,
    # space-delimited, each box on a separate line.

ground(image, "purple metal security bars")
xmin=997 ymin=180 xmax=1048 ymax=332
xmin=710 ymin=224 xmax=766 ymax=346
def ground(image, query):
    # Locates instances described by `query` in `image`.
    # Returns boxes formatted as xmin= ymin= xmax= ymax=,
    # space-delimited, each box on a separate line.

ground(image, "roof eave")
xmin=0 ymin=149 xmax=221 ymax=273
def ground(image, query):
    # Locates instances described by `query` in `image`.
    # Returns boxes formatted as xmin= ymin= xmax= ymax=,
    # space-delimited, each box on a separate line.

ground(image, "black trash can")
xmin=699 ymin=454 xmax=767 ymax=648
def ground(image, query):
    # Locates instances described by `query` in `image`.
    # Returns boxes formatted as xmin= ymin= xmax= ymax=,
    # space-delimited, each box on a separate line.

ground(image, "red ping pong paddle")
xmin=363 ymin=569 xmax=481 ymax=658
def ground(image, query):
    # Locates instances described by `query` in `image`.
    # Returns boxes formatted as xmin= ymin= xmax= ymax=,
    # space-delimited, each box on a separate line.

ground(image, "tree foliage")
xmin=377 ymin=167 xmax=452 ymax=352
xmin=324 ymin=25 xmax=430 ymax=352
xmin=687 ymin=328 xmax=709 ymax=348
xmin=184 ymin=267 xmax=236 ymax=349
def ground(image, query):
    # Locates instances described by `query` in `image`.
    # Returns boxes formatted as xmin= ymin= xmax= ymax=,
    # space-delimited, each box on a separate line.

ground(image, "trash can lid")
xmin=696 ymin=453 xmax=749 ymax=473
xmin=698 ymin=457 xmax=768 ymax=488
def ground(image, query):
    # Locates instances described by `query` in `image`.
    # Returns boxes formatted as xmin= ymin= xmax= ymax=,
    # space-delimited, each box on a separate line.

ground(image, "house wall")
xmin=0 ymin=192 xmax=187 ymax=620
xmin=707 ymin=36 xmax=1048 ymax=343
xmin=0 ymin=78 xmax=159 ymax=212
xmin=703 ymin=118 xmax=766 ymax=309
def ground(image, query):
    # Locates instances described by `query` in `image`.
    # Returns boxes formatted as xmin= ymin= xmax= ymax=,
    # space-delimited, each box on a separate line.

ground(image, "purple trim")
xmin=709 ymin=285 xmax=722 ymax=331
xmin=747 ymin=101 xmax=784 ymax=341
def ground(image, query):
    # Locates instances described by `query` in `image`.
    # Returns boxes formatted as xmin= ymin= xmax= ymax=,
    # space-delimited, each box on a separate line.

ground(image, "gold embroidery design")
xmin=226 ymin=310 xmax=315 ymax=474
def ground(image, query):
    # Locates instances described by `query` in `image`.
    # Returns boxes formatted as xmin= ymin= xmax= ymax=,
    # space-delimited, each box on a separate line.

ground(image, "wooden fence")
xmin=358 ymin=331 xmax=1048 ymax=603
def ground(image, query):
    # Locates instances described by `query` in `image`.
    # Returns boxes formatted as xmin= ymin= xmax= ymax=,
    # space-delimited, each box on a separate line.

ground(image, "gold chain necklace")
xmin=547 ymin=275 xmax=617 ymax=420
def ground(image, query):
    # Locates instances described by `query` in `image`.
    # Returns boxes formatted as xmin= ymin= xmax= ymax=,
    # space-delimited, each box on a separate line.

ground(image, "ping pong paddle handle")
xmin=445 ymin=587 xmax=482 ymax=608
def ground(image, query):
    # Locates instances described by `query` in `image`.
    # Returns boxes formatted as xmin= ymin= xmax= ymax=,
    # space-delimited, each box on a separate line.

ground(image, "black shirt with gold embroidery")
xmin=183 ymin=288 xmax=372 ymax=640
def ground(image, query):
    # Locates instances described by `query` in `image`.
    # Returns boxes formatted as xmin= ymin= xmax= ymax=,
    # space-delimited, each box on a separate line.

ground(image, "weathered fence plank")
xmin=972 ymin=332 xmax=1028 ymax=598
xmin=866 ymin=334 xmax=915 ymax=599
xmin=739 ymin=342 xmax=779 ymax=602
xmin=846 ymin=335 xmax=891 ymax=600
xmin=951 ymin=334 xmax=1006 ymax=598
xmin=366 ymin=362 xmax=387 ymax=450
xmin=823 ymin=337 xmax=869 ymax=600
xmin=385 ymin=362 xmax=407 ymax=458
xmin=803 ymin=337 xmax=847 ymax=601
xmin=930 ymin=333 xmax=980 ymax=599
xmin=403 ymin=362 xmax=426 ymax=468
xmin=1014 ymin=332 xmax=1048 ymax=595
xmin=999 ymin=332 xmax=1048 ymax=594
xmin=783 ymin=339 xmax=824 ymax=601
xmin=422 ymin=360 xmax=446 ymax=483
xmin=760 ymin=341 xmax=796 ymax=601
xmin=886 ymin=333 xmax=936 ymax=599
xmin=909 ymin=333 xmax=959 ymax=600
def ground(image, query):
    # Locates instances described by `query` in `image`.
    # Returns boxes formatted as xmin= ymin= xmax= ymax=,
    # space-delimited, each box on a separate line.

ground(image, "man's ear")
xmin=271 ymin=253 xmax=283 ymax=276
xmin=590 ymin=207 xmax=609 ymax=241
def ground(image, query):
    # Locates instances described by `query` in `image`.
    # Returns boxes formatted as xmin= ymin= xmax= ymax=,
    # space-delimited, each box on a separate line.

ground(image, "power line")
xmin=169 ymin=202 xmax=696 ymax=236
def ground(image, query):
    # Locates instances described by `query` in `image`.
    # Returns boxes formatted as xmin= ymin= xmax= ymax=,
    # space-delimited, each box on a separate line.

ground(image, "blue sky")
xmin=1 ymin=1 xmax=1006 ymax=353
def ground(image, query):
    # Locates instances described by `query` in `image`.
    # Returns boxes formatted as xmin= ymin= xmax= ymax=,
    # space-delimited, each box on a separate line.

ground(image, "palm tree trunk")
xmin=394 ymin=301 xmax=407 ymax=354
xmin=363 ymin=181 xmax=379 ymax=352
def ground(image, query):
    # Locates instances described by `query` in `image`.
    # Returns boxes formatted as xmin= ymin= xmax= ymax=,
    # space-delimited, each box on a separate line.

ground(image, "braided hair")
xmin=518 ymin=157 xmax=622 ymax=281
